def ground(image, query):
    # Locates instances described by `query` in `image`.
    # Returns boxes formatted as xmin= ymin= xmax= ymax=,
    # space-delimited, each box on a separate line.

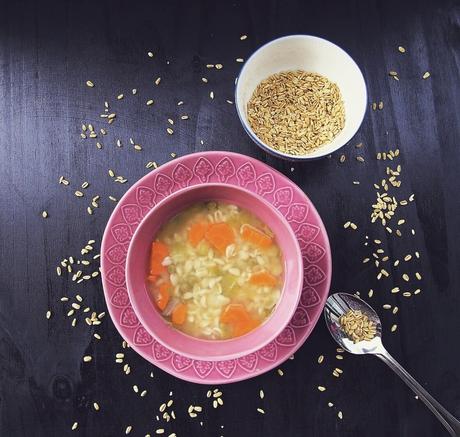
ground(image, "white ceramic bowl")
xmin=235 ymin=35 xmax=367 ymax=160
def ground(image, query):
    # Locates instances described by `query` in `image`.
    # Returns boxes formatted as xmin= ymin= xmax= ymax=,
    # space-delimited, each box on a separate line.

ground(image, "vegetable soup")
xmin=146 ymin=201 xmax=283 ymax=340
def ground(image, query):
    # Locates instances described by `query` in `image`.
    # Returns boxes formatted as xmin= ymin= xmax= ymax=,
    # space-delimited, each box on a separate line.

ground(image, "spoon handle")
xmin=376 ymin=350 xmax=460 ymax=436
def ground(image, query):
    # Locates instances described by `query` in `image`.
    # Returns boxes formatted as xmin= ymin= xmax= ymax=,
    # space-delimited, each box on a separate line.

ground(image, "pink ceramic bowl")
xmin=126 ymin=183 xmax=303 ymax=361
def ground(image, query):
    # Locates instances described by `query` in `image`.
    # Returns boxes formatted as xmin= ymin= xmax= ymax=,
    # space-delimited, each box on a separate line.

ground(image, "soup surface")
xmin=146 ymin=201 xmax=283 ymax=340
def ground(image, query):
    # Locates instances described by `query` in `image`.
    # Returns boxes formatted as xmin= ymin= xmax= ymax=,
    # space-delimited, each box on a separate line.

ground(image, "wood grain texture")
xmin=0 ymin=0 xmax=459 ymax=436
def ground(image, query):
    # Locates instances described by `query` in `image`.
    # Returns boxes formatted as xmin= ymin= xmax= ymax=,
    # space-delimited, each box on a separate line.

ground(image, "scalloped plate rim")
xmin=101 ymin=151 xmax=332 ymax=384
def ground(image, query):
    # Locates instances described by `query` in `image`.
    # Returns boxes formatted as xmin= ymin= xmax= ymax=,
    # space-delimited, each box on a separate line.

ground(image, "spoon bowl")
xmin=324 ymin=292 xmax=384 ymax=355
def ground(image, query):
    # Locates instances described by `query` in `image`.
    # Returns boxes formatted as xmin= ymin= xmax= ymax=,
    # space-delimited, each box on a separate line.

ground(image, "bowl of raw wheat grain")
xmin=235 ymin=35 xmax=367 ymax=161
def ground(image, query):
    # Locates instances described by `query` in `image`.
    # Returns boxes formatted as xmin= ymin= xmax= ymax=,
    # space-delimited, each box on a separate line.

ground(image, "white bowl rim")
xmin=235 ymin=34 xmax=368 ymax=161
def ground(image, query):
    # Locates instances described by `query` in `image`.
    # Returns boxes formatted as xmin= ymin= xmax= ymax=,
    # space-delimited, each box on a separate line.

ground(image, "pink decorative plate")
xmin=101 ymin=151 xmax=331 ymax=384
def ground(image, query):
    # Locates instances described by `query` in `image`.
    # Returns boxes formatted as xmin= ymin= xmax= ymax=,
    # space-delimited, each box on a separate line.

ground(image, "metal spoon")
xmin=324 ymin=292 xmax=460 ymax=436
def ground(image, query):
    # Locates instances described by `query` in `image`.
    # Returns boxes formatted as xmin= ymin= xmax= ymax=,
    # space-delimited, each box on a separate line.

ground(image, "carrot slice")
xmin=147 ymin=275 xmax=158 ymax=283
xmin=172 ymin=303 xmax=187 ymax=325
xmin=221 ymin=303 xmax=250 ymax=324
xmin=205 ymin=222 xmax=234 ymax=253
xmin=220 ymin=303 xmax=259 ymax=337
xmin=150 ymin=241 xmax=169 ymax=275
xmin=150 ymin=259 xmax=165 ymax=276
xmin=234 ymin=319 xmax=259 ymax=337
xmin=152 ymin=241 xmax=169 ymax=259
xmin=240 ymin=224 xmax=273 ymax=248
xmin=154 ymin=282 xmax=171 ymax=311
xmin=188 ymin=222 xmax=208 ymax=247
xmin=250 ymin=271 xmax=278 ymax=287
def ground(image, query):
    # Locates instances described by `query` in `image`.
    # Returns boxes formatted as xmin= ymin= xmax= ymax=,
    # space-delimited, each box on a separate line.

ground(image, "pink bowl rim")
xmin=125 ymin=182 xmax=303 ymax=361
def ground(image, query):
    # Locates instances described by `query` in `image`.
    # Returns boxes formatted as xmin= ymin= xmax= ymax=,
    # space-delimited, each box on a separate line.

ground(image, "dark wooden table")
xmin=1 ymin=0 xmax=459 ymax=435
